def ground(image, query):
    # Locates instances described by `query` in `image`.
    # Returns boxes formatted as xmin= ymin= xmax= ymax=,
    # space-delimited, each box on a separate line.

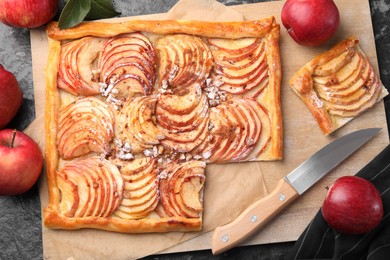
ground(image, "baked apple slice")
xmin=57 ymin=97 xmax=115 ymax=159
xmin=323 ymin=71 xmax=382 ymax=117
xmin=207 ymin=37 xmax=260 ymax=54
xmin=155 ymin=34 xmax=213 ymax=91
xmin=63 ymin=163 xmax=99 ymax=217
xmin=59 ymin=166 xmax=90 ymax=218
xmin=180 ymin=175 xmax=205 ymax=212
xmin=159 ymin=110 xmax=210 ymax=153
xmin=99 ymin=33 xmax=154 ymax=68
xmin=243 ymin=98 xmax=272 ymax=160
xmin=157 ymin=83 xmax=202 ymax=115
xmin=113 ymin=157 xmax=159 ymax=219
xmin=155 ymin=83 xmax=210 ymax=153
xmin=56 ymin=156 xmax=123 ymax=218
xmin=226 ymin=98 xmax=262 ymax=161
xmin=99 ymin=33 xmax=156 ymax=99
xmin=313 ymin=48 xmax=356 ymax=77
xmin=209 ymin=37 xmax=269 ymax=96
xmin=290 ymin=36 xmax=388 ymax=134
xmin=171 ymin=164 xmax=205 ymax=218
xmin=156 ymin=86 xmax=208 ymax=131
xmin=201 ymin=98 xmax=270 ymax=163
xmin=116 ymin=96 xmax=164 ymax=155
xmin=58 ymin=37 xmax=106 ymax=96
xmin=56 ymin=172 xmax=79 ymax=217
xmin=314 ymin=52 xmax=378 ymax=113
xmin=213 ymin=43 xmax=266 ymax=78
xmin=190 ymin=105 xmax=227 ymax=160
xmin=158 ymin=160 xmax=206 ymax=218
xmin=117 ymin=156 xmax=156 ymax=182
xmin=208 ymin=101 xmax=242 ymax=162
xmin=314 ymin=52 xmax=364 ymax=92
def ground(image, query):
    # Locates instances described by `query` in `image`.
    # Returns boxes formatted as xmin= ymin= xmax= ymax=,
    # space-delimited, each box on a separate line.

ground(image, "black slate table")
xmin=0 ymin=0 xmax=389 ymax=259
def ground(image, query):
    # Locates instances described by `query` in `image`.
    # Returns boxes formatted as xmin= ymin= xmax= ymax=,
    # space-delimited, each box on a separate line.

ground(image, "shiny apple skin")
xmin=0 ymin=0 xmax=58 ymax=28
xmin=281 ymin=0 xmax=340 ymax=46
xmin=0 ymin=64 xmax=23 ymax=129
xmin=0 ymin=129 xmax=43 ymax=196
xmin=322 ymin=176 xmax=383 ymax=235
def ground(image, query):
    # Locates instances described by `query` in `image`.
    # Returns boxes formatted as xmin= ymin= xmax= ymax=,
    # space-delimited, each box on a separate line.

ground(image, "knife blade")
xmin=212 ymin=128 xmax=381 ymax=255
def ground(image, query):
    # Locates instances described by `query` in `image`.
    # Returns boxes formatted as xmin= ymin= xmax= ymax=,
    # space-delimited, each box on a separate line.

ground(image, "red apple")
xmin=0 ymin=0 xmax=58 ymax=28
xmin=281 ymin=0 xmax=340 ymax=46
xmin=0 ymin=64 xmax=23 ymax=129
xmin=322 ymin=176 xmax=383 ymax=235
xmin=0 ymin=129 xmax=43 ymax=196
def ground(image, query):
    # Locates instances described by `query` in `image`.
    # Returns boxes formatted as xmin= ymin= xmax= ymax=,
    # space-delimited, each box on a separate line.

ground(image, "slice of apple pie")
xmin=289 ymin=36 xmax=388 ymax=135
xmin=44 ymin=17 xmax=282 ymax=233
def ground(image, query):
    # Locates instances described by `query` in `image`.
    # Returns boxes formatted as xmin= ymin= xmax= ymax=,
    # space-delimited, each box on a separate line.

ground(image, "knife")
xmin=212 ymin=128 xmax=381 ymax=255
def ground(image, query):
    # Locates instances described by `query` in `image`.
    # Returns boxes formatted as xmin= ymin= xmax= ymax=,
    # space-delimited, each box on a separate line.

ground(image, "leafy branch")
xmin=58 ymin=0 xmax=120 ymax=29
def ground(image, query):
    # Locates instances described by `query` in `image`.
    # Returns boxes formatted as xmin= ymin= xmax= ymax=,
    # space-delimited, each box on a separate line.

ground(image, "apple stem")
xmin=10 ymin=129 xmax=17 ymax=148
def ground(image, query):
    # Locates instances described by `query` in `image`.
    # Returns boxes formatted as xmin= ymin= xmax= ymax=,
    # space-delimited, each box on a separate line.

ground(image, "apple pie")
xmin=43 ymin=17 xmax=282 ymax=233
xmin=289 ymin=36 xmax=388 ymax=135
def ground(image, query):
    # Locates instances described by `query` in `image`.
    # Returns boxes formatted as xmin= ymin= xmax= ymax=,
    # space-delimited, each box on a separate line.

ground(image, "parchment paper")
xmin=27 ymin=1 xmax=269 ymax=259
xmin=27 ymin=0 xmax=389 ymax=258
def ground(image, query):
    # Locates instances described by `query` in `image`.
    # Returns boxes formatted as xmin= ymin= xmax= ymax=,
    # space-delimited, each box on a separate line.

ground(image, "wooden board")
xmin=29 ymin=0 xmax=388 ymax=257
xmin=162 ymin=0 xmax=389 ymax=253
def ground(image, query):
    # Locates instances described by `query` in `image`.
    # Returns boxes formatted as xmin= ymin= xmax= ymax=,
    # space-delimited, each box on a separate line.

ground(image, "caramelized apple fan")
xmin=44 ymin=18 xmax=282 ymax=233
xmin=289 ymin=36 xmax=388 ymax=135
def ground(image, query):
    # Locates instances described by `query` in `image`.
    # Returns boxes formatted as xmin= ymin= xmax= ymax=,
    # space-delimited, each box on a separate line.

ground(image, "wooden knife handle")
xmin=211 ymin=178 xmax=299 ymax=255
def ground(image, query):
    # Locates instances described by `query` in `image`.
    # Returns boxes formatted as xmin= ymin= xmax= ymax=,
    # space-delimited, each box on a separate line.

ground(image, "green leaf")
xmin=87 ymin=0 xmax=120 ymax=20
xmin=58 ymin=0 xmax=92 ymax=29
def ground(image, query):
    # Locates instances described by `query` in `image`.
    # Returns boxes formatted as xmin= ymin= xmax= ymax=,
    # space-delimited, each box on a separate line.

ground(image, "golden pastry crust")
xmin=44 ymin=209 xmax=202 ymax=233
xmin=44 ymin=17 xmax=283 ymax=233
xmin=47 ymin=18 xmax=277 ymax=40
xmin=289 ymin=36 xmax=388 ymax=135
xmin=45 ymin=38 xmax=61 ymax=208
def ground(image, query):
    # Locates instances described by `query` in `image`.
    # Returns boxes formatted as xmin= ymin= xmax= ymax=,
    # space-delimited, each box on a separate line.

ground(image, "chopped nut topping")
xmin=143 ymin=149 xmax=152 ymax=157
xmin=115 ymin=139 xmax=123 ymax=148
xmin=246 ymin=138 xmax=255 ymax=146
xmin=204 ymin=77 xmax=227 ymax=107
xmin=202 ymin=151 xmax=212 ymax=159
xmin=123 ymin=142 xmax=131 ymax=153
xmin=158 ymin=170 xmax=168 ymax=179
xmin=115 ymin=139 xmax=134 ymax=161
xmin=153 ymin=146 xmax=159 ymax=157
xmin=193 ymin=154 xmax=203 ymax=160
xmin=160 ymin=80 xmax=173 ymax=94
xmin=101 ymin=82 xmax=115 ymax=97
xmin=168 ymin=64 xmax=179 ymax=82
xmin=179 ymin=153 xmax=186 ymax=160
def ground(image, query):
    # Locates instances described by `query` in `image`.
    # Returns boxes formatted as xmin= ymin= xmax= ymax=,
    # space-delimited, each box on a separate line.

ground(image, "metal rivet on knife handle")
xmin=250 ymin=215 xmax=258 ymax=222
xmin=221 ymin=235 xmax=229 ymax=242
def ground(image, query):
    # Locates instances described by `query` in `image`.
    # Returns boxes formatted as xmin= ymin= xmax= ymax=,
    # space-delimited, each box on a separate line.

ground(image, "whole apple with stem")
xmin=0 ymin=0 xmax=58 ymax=28
xmin=281 ymin=0 xmax=340 ymax=46
xmin=0 ymin=64 xmax=23 ymax=129
xmin=0 ymin=129 xmax=43 ymax=196
xmin=322 ymin=176 xmax=383 ymax=235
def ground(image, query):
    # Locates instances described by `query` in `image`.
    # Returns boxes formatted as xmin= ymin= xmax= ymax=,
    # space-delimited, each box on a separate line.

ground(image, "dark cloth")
xmin=287 ymin=144 xmax=390 ymax=260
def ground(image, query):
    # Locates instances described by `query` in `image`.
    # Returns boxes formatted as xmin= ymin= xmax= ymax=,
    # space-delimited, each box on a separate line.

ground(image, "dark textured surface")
xmin=0 ymin=0 xmax=389 ymax=259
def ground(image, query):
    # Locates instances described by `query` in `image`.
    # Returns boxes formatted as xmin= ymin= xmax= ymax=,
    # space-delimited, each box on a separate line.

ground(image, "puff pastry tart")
xmin=290 ymin=36 xmax=388 ymax=135
xmin=44 ymin=17 xmax=282 ymax=233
